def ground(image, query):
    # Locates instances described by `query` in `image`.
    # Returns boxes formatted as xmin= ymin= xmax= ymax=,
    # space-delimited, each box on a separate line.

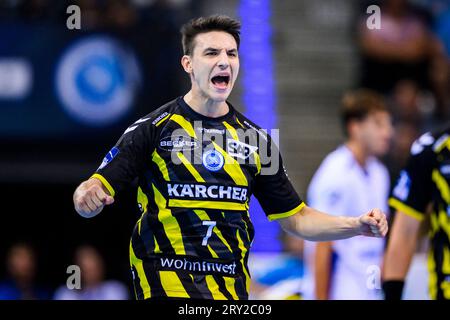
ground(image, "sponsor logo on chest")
xmin=159 ymin=135 xmax=199 ymax=151
xmin=167 ymin=183 xmax=248 ymax=202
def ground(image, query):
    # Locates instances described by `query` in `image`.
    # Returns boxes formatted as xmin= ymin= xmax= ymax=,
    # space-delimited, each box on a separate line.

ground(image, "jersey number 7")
xmin=202 ymin=221 xmax=216 ymax=246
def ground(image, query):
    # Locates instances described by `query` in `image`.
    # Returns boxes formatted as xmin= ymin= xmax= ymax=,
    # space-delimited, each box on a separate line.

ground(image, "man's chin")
xmin=209 ymin=91 xmax=231 ymax=102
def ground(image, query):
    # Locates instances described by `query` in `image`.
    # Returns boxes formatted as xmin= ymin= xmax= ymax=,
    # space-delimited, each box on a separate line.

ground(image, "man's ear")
xmin=347 ymin=120 xmax=360 ymax=138
xmin=181 ymin=55 xmax=192 ymax=74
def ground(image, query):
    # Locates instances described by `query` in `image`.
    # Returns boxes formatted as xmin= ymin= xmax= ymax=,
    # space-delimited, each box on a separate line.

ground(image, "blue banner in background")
xmin=55 ymin=35 xmax=141 ymax=127
xmin=239 ymin=0 xmax=281 ymax=253
xmin=0 ymin=21 xmax=183 ymax=141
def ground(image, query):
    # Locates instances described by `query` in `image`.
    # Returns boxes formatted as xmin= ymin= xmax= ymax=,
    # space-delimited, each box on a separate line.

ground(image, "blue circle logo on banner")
xmin=55 ymin=36 xmax=141 ymax=126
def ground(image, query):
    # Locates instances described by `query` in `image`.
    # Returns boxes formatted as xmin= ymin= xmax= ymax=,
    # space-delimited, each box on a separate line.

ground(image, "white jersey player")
xmin=305 ymin=90 xmax=393 ymax=300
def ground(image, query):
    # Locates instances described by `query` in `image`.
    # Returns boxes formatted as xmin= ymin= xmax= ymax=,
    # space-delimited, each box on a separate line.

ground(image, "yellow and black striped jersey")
xmin=389 ymin=128 xmax=450 ymax=300
xmin=92 ymin=97 xmax=304 ymax=300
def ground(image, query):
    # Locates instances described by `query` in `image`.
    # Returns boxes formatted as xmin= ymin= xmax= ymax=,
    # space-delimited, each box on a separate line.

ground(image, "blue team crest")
xmin=98 ymin=146 xmax=119 ymax=170
xmin=202 ymin=149 xmax=224 ymax=172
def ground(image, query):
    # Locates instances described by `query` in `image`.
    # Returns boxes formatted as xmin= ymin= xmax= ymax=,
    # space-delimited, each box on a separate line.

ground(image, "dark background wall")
xmin=0 ymin=0 xmax=200 ymax=297
xmin=0 ymin=183 xmax=139 ymax=293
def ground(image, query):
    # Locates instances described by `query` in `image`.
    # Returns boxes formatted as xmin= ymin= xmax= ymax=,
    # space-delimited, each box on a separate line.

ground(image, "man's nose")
xmin=217 ymin=52 xmax=229 ymax=69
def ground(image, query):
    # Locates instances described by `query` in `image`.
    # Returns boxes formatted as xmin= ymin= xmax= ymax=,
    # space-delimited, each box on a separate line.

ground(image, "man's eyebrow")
xmin=202 ymin=47 xmax=238 ymax=53
xmin=203 ymin=47 xmax=219 ymax=52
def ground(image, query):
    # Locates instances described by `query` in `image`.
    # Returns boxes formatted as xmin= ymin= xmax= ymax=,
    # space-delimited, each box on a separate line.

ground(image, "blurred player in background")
xmin=53 ymin=245 xmax=129 ymax=300
xmin=306 ymin=89 xmax=393 ymax=300
xmin=73 ymin=15 xmax=388 ymax=300
xmin=0 ymin=243 xmax=50 ymax=300
xmin=383 ymin=126 xmax=450 ymax=300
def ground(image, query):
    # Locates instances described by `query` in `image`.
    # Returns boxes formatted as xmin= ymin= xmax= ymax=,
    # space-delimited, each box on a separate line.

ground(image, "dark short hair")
xmin=341 ymin=89 xmax=388 ymax=136
xmin=180 ymin=15 xmax=241 ymax=55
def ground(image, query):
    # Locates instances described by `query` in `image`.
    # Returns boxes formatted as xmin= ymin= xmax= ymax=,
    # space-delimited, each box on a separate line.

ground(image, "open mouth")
xmin=211 ymin=74 xmax=230 ymax=90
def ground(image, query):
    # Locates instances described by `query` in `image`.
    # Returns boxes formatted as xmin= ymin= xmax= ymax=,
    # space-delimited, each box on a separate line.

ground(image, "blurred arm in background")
xmin=382 ymin=211 xmax=421 ymax=298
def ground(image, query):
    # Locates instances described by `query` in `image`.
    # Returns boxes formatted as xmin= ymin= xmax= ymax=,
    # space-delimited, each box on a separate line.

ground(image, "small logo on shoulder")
xmin=392 ymin=170 xmax=411 ymax=201
xmin=203 ymin=150 xmax=224 ymax=172
xmin=98 ymin=147 xmax=119 ymax=170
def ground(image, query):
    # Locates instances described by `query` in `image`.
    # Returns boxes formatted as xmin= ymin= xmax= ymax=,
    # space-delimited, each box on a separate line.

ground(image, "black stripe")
xmin=131 ymin=221 xmax=149 ymax=258
xmin=241 ymin=211 xmax=254 ymax=243
xmin=177 ymin=272 xmax=212 ymax=299
xmin=233 ymin=276 xmax=247 ymax=300
xmin=135 ymin=215 xmax=156 ymax=255
xmin=142 ymin=260 xmax=167 ymax=298
xmin=130 ymin=265 xmax=144 ymax=300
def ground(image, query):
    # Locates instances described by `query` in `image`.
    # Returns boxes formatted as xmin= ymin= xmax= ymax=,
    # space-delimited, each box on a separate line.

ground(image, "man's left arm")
xmin=277 ymin=205 xmax=388 ymax=241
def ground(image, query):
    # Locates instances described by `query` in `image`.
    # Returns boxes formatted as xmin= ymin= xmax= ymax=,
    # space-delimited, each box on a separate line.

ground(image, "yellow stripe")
xmin=254 ymin=152 xmax=261 ymax=175
xmin=268 ymin=202 xmax=305 ymax=222
xmin=223 ymin=121 xmax=239 ymax=141
xmin=155 ymin=114 xmax=171 ymax=127
xmin=129 ymin=241 xmax=151 ymax=299
xmin=236 ymin=230 xmax=250 ymax=294
xmin=205 ymin=275 xmax=227 ymax=300
xmin=170 ymin=114 xmax=197 ymax=138
xmin=159 ymin=271 xmax=190 ymax=298
xmin=152 ymin=150 xmax=170 ymax=181
xmin=169 ymin=199 xmax=247 ymax=211
xmin=177 ymin=152 xmax=205 ymax=182
xmin=137 ymin=218 xmax=142 ymax=235
xmin=136 ymin=187 xmax=148 ymax=235
xmin=428 ymin=249 xmax=437 ymax=300
xmin=194 ymin=210 xmax=233 ymax=253
xmin=212 ymin=141 xmax=248 ymax=186
xmin=153 ymin=185 xmax=186 ymax=255
xmin=430 ymin=211 xmax=439 ymax=237
xmin=91 ymin=173 xmax=115 ymax=197
xmin=137 ymin=187 xmax=148 ymax=213
xmin=432 ymin=169 xmax=450 ymax=203
xmin=435 ymin=136 xmax=450 ymax=153
xmin=442 ymin=246 xmax=450 ymax=274
xmin=224 ymin=277 xmax=239 ymax=300
xmin=388 ymin=198 xmax=424 ymax=221
xmin=207 ymin=245 xmax=219 ymax=258
xmin=235 ymin=117 xmax=245 ymax=128
xmin=441 ymin=282 xmax=450 ymax=299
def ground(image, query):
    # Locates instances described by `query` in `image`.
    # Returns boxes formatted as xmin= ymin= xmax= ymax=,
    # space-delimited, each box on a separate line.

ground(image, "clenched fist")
xmin=357 ymin=208 xmax=388 ymax=238
xmin=73 ymin=178 xmax=114 ymax=218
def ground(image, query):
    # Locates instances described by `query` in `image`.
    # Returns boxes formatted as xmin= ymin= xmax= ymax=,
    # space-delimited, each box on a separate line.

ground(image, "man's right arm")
xmin=73 ymin=177 xmax=115 ymax=218
xmin=73 ymin=116 xmax=154 ymax=218
xmin=382 ymin=210 xmax=421 ymax=299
